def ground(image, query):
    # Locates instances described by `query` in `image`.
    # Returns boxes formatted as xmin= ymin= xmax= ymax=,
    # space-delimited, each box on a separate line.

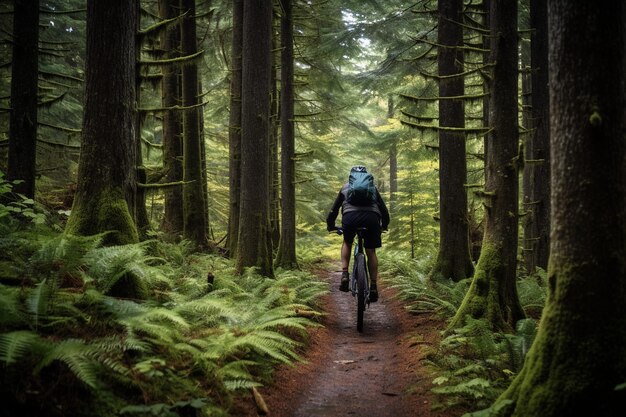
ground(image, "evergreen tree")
xmin=227 ymin=0 xmax=243 ymax=257
xmin=275 ymin=0 xmax=298 ymax=269
xmin=448 ymin=0 xmax=524 ymax=331
xmin=429 ymin=0 xmax=474 ymax=282
xmin=490 ymin=1 xmax=626 ymax=415
xmin=180 ymin=0 xmax=208 ymax=248
xmin=7 ymin=0 xmax=39 ymax=199
xmin=159 ymin=0 xmax=184 ymax=237
xmin=65 ymin=0 xmax=139 ymax=246
xmin=522 ymin=0 xmax=550 ymax=273
xmin=236 ymin=0 xmax=273 ymax=276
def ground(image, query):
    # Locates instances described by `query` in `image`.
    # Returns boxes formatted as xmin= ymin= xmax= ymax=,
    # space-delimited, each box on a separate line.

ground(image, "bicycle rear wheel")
xmin=354 ymin=253 xmax=367 ymax=332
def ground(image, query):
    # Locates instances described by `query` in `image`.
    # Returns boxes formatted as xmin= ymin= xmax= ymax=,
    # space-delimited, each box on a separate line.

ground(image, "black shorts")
xmin=341 ymin=210 xmax=382 ymax=249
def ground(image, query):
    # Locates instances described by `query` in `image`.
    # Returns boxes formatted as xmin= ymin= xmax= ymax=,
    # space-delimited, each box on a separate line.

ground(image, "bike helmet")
xmin=350 ymin=165 xmax=368 ymax=173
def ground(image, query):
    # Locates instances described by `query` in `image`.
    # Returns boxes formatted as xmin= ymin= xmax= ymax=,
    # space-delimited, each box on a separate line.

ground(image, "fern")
xmin=0 ymin=330 xmax=47 ymax=364
xmin=232 ymin=331 xmax=301 ymax=364
xmin=0 ymin=285 xmax=26 ymax=327
xmin=35 ymin=339 xmax=101 ymax=388
xmin=30 ymin=234 xmax=103 ymax=281
xmin=28 ymin=278 xmax=58 ymax=328
xmin=82 ymin=242 xmax=170 ymax=295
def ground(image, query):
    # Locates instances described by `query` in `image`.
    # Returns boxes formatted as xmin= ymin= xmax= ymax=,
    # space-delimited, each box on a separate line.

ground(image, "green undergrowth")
xmin=0 ymin=186 xmax=329 ymax=417
xmin=379 ymin=250 xmax=547 ymax=413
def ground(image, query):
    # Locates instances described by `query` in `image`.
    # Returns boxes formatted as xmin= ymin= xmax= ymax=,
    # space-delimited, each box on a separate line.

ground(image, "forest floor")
xmin=234 ymin=265 xmax=465 ymax=417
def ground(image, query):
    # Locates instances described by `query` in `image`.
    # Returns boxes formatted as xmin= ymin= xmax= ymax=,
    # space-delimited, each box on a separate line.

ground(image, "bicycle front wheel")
xmin=354 ymin=253 xmax=367 ymax=332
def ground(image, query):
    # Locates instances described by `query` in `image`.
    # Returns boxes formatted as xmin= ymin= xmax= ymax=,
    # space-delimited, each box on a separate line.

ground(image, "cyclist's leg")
xmin=340 ymin=213 xmax=358 ymax=292
xmin=341 ymin=241 xmax=352 ymax=272
xmin=365 ymin=248 xmax=378 ymax=283
xmin=361 ymin=212 xmax=382 ymax=302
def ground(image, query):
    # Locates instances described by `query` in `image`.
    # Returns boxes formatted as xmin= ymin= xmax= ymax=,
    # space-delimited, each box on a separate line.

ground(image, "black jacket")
xmin=326 ymin=183 xmax=390 ymax=231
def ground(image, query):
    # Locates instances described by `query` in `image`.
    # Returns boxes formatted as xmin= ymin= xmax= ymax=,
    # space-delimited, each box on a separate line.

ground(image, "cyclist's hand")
xmin=328 ymin=226 xmax=343 ymax=235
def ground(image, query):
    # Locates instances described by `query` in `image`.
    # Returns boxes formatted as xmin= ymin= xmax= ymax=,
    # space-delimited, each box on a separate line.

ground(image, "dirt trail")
xmin=238 ymin=267 xmax=454 ymax=417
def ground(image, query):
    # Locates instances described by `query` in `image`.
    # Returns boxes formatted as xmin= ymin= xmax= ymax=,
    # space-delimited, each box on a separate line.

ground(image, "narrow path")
xmin=238 ymin=266 xmax=451 ymax=417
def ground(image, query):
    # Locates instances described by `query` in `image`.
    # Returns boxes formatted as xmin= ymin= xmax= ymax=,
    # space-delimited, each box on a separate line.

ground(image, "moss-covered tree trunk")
xmin=180 ymin=0 xmax=207 ymax=249
xmin=449 ymin=0 xmax=524 ymax=331
xmin=522 ymin=0 xmax=550 ymax=273
xmin=227 ymin=0 xmax=243 ymax=257
xmin=275 ymin=0 xmax=298 ymax=269
xmin=490 ymin=2 xmax=626 ymax=415
xmin=7 ymin=0 xmax=39 ymax=199
xmin=65 ymin=0 xmax=139 ymax=247
xmin=159 ymin=0 xmax=184 ymax=238
xmin=236 ymin=0 xmax=273 ymax=277
xmin=429 ymin=0 xmax=474 ymax=282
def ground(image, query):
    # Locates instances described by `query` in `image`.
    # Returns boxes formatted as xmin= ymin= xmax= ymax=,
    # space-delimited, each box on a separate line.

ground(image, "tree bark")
xmin=236 ymin=0 xmax=274 ymax=277
xmin=275 ymin=0 xmax=298 ymax=269
xmin=135 ymin=1 xmax=150 ymax=239
xmin=449 ymin=0 xmax=524 ymax=331
xmin=180 ymin=0 xmax=207 ymax=249
xmin=492 ymin=2 xmax=626 ymax=415
xmin=65 ymin=0 xmax=139 ymax=247
xmin=481 ymin=0 xmax=490 ymax=185
xmin=227 ymin=0 xmax=243 ymax=257
xmin=7 ymin=0 xmax=39 ymax=199
xmin=159 ymin=0 xmax=184 ymax=238
xmin=429 ymin=0 xmax=474 ymax=282
xmin=526 ymin=0 xmax=550 ymax=272
xmin=520 ymin=10 xmax=534 ymax=272
xmin=270 ymin=25 xmax=280 ymax=252
xmin=388 ymin=96 xmax=398 ymax=214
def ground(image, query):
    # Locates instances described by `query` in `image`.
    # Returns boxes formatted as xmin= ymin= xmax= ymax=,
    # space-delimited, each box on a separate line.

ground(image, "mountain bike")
xmin=331 ymin=226 xmax=370 ymax=332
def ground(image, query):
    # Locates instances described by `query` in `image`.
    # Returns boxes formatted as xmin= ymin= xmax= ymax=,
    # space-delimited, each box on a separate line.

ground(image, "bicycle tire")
xmin=355 ymin=253 xmax=367 ymax=332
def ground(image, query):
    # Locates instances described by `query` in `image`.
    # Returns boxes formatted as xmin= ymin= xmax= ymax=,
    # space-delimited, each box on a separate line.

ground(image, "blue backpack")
xmin=347 ymin=170 xmax=377 ymax=206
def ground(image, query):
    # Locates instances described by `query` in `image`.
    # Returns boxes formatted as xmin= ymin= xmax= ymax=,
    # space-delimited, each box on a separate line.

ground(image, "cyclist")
xmin=326 ymin=166 xmax=390 ymax=302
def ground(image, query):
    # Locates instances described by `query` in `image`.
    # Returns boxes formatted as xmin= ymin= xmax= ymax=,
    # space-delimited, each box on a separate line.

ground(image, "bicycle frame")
xmin=331 ymin=226 xmax=370 ymax=332
xmin=350 ymin=228 xmax=370 ymax=301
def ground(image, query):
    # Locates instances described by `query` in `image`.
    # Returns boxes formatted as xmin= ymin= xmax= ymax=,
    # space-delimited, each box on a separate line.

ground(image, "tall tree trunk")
xmin=388 ymin=95 xmax=398 ymax=214
xmin=227 ymin=0 xmax=243 ymax=257
xmin=481 ymin=0 xmax=490 ymax=185
xmin=66 ymin=0 xmax=139 ymax=247
xmin=449 ymin=0 xmax=524 ymax=331
xmin=520 ymin=14 xmax=534 ymax=272
xmin=180 ymin=0 xmax=207 ymax=249
xmin=135 ymin=1 xmax=150 ymax=238
xmin=270 ymin=24 xmax=280 ymax=252
xmin=275 ymin=0 xmax=298 ymax=269
xmin=236 ymin=0 xmax=273 ymax=277
xmin=7 ymin=0 xmax=39 ymax=199
xmin=159 ymin=0 xmax=183 ymax=237
xmin=527 ymin=0 xmax=550 ymax=271
xmin=492 ymin=2 xmax=626 ymax=415
xmin=199 ymin=79 xmax=211 ymax=241
xmin=429 ymin=0 xmax=474 ymax=282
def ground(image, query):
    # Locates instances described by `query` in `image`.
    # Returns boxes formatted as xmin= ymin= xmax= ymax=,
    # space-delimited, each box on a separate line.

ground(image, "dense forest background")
xmin=0 ymin=1 xmax=624 ymax=417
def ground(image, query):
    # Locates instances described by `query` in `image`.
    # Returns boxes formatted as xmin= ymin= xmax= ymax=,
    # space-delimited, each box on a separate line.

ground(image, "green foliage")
xmin=382 ymin=249 xmax=470 ymax=316
xmin=383 ymin=247 xmax=546 ymax=413
xmin=0 ymin=231 xmax=328 ymax=417
xmin=428 ymin=317 xmax=538 ymax=411
xmin=0 ymin=173 xmax=47 ymax=229
xmin=516 ymin=268 xmax=548 ymax=318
